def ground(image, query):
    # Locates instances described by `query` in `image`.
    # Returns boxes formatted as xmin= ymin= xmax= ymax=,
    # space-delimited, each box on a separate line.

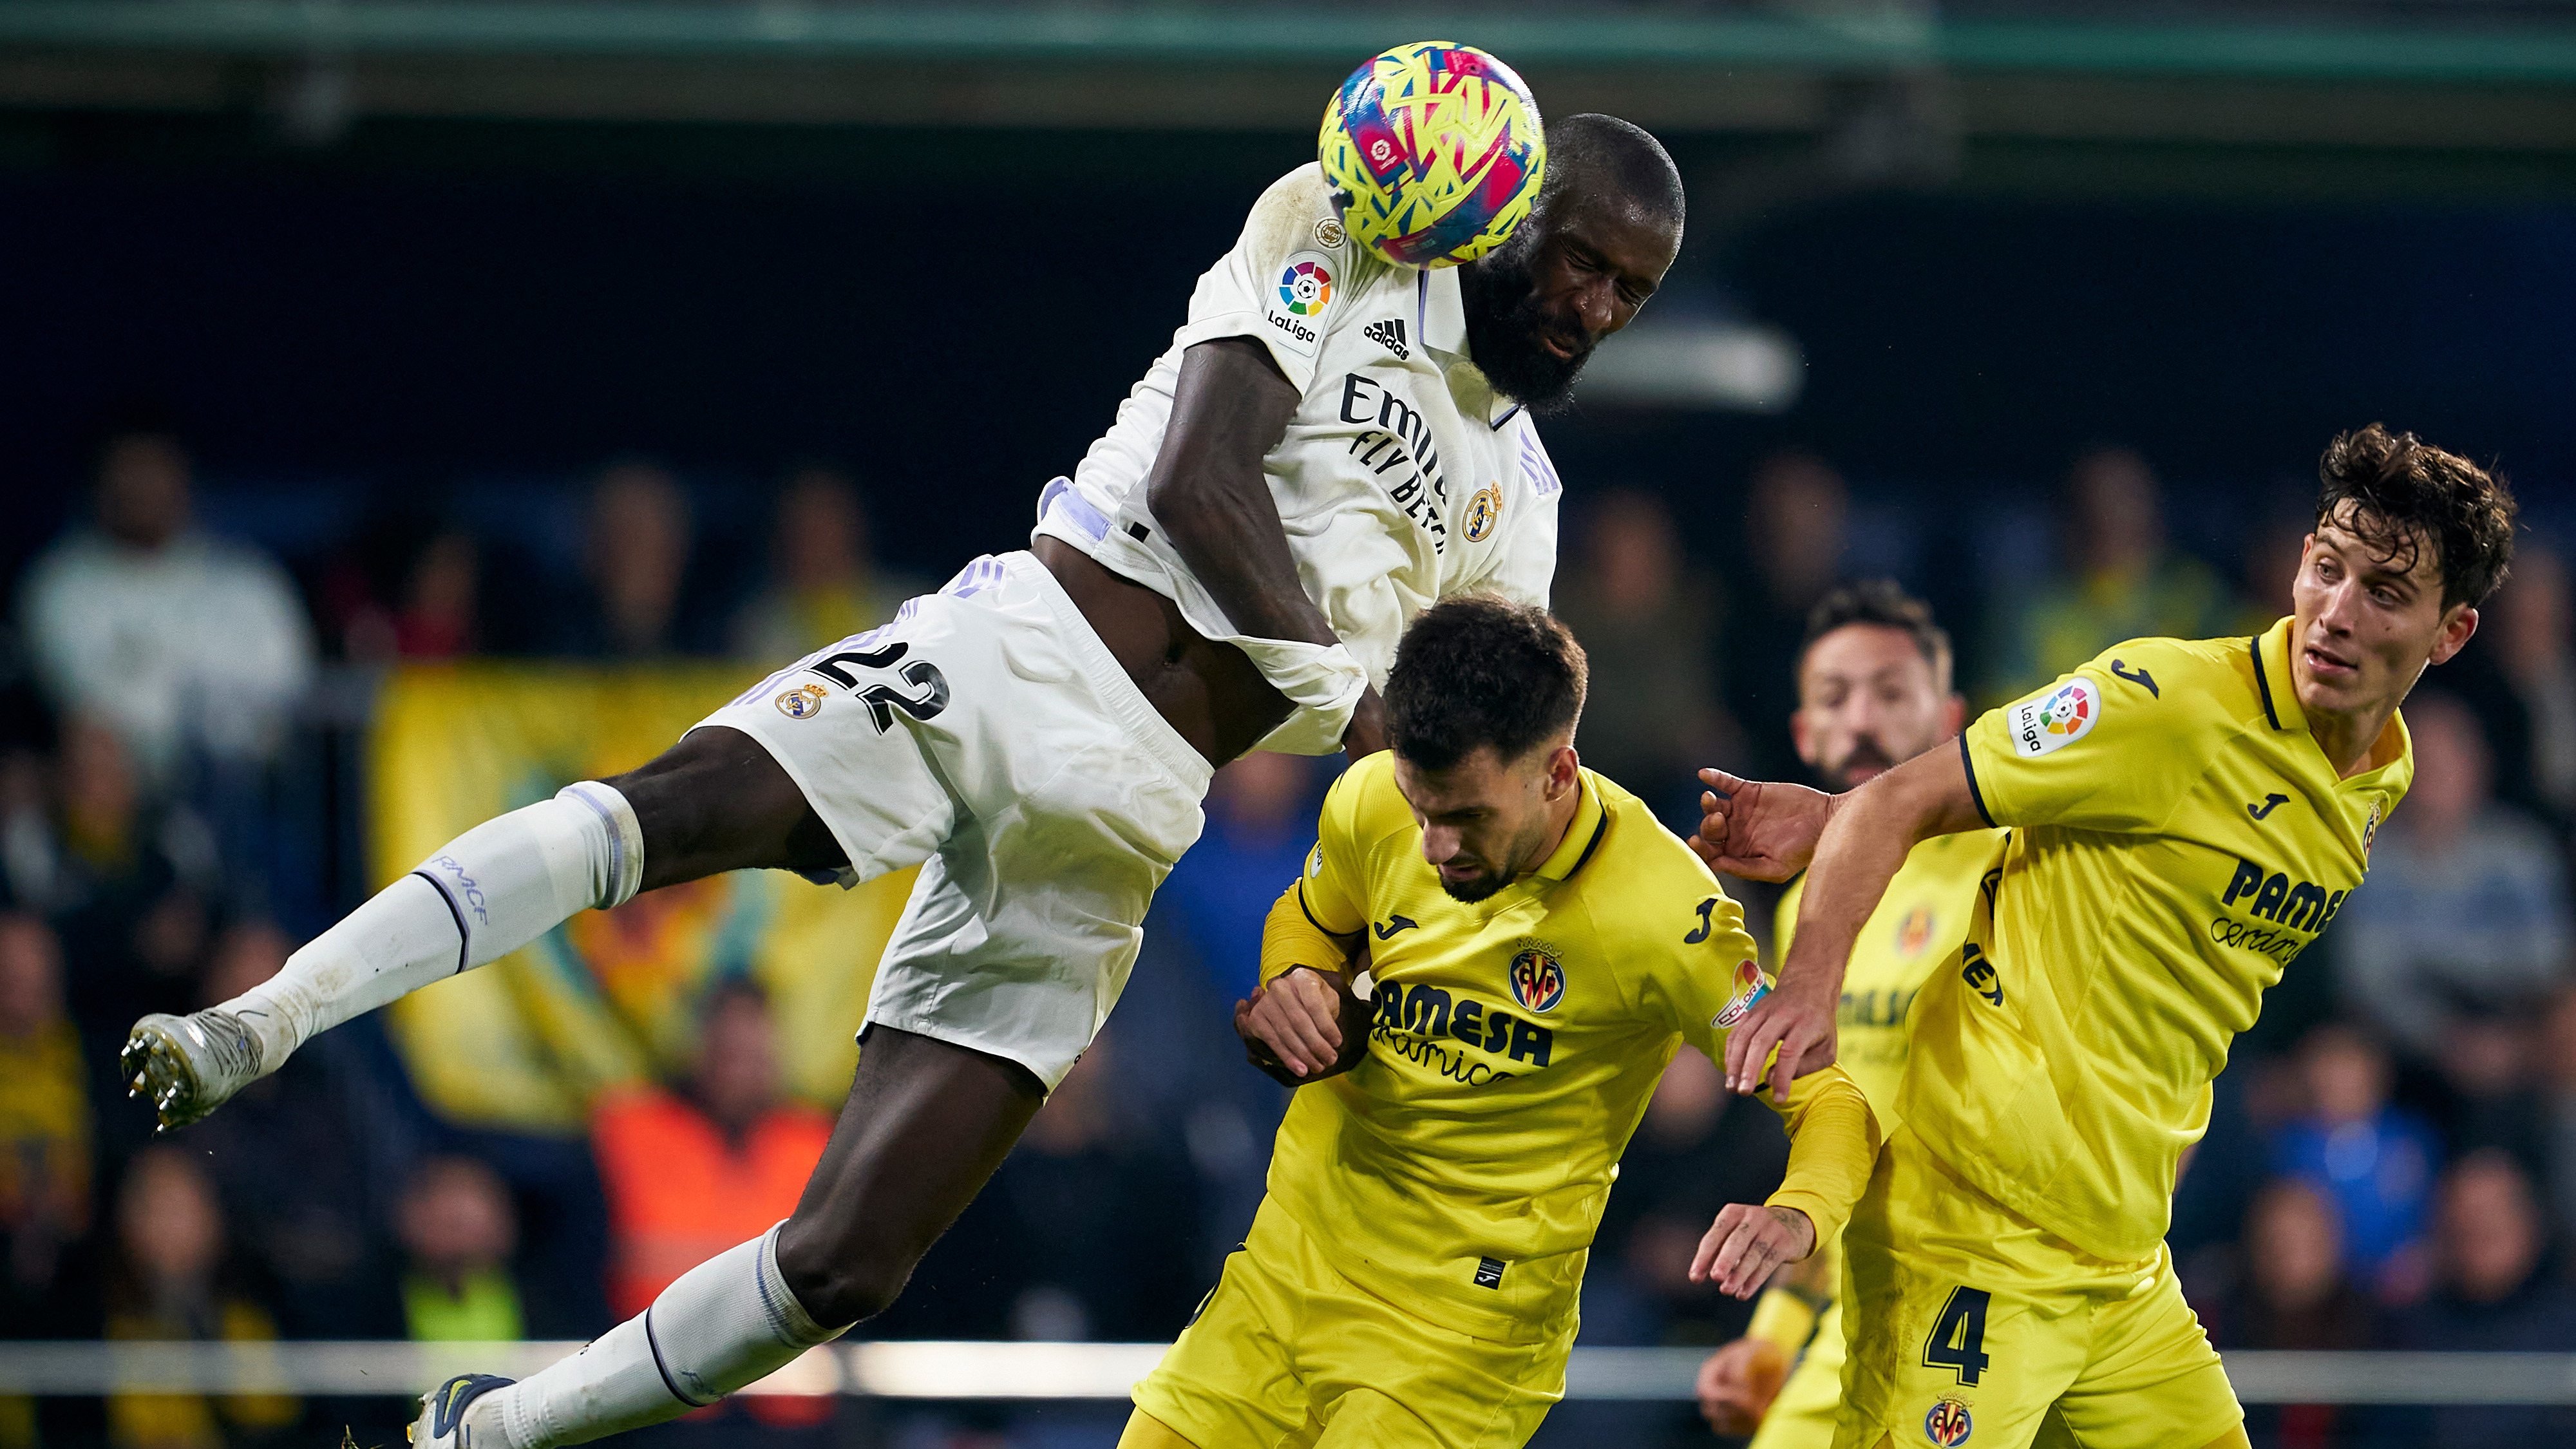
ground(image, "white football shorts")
xmin=689 ymin=549 xmax=1212 ymax=1090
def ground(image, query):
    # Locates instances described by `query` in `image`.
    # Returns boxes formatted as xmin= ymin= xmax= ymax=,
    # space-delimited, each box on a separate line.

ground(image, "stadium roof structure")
xmin=0 ymin=3 xmax=2573 ymax=128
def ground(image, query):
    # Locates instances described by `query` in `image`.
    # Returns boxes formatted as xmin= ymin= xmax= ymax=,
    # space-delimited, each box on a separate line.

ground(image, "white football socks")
xmin=227 ymin=781 xmax=645 ymax=1074
xmin=486 ymin=1224 xmax=851 ymax=1449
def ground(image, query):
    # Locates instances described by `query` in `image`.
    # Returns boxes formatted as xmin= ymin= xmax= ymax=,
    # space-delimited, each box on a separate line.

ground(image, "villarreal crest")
xmin=1507 ymin=947 xmax=1565 ymax=1013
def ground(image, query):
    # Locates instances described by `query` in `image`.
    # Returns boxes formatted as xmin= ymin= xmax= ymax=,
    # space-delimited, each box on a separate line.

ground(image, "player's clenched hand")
xmin=1689 ymin=768 xmax=1833 ymax=882
xmin=1723 ymin=963 xmax=1837 ymax=1098
xmin=1695 ymin=1338 xmax=1788 ymax=1437
xmin=1690 ymin=1204 xmax=1816 ymax=1300
xmin=1236 ymin=967 xmax=1357 ymax=1084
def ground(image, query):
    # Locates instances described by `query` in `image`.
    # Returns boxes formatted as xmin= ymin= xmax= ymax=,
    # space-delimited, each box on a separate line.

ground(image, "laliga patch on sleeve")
xmin=2009 ymin=675 xmax=2101 ymax=757
xmin=1263 ymin=251 xmax=1336 ymax=359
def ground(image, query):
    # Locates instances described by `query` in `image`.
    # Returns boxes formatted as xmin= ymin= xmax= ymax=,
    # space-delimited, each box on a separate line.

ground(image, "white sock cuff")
xmin=557 ymin=781 xmax=646 ymax=909
xmin=638 ymin=1224 xmax=849 ymax=1410
xmin=758 ymin=1221 xmax=847 ymax=1346
xmin=486 ymin=1225 xmax=850 ymax=1449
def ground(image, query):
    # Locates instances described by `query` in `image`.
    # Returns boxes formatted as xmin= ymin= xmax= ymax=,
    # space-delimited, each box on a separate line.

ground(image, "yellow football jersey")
xmin=1776 ymin=828 xmax=2009 ymax=1122
xmin=1259 ymin=752 xmax=1877 ymax=1341
xmin=1913 ymin=616 xmax=2411 ymax=1262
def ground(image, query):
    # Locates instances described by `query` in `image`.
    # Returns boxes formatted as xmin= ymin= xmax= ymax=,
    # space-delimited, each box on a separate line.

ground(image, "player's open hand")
xmin=1695 ymin=1338 xmax=1788 ymax=1437
xmin=1236 ymin=967 xmax=1368 ymax=1085
xmin=1690 ymin=1203 xmax=1816 ymax=1300
xmin=1723 ymin=962 xmax=1838 ymax=1098
xmin=1689 ymin=768 xmax=1833 ymax=882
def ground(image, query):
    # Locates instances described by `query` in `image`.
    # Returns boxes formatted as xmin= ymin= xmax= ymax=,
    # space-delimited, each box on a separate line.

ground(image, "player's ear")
xmin=1544 ymin=743 xmax=1580 ymax=798
xmin=1941 ymin=693 xmax=1967 ymax=737
xmin=2429 ymin=603 xmax=2479 ymax=667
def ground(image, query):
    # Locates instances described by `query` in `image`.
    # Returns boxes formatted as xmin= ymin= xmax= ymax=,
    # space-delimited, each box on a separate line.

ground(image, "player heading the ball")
xmin=121 ymin=54 xmax=1690 ymax=1449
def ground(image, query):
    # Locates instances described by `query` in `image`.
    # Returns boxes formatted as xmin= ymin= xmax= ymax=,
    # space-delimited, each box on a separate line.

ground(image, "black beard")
xmin=1459 ymin=243 xmax=1591 ymax=415
xmin=1830 ymin=738 xmax=1896 ymax=789
xmin=1439 ymin=866 xmax=1516 ymax=904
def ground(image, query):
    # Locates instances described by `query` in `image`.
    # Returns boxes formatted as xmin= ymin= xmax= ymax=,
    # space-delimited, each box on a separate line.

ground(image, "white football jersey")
xmin=1033 ymin=164 xmax=1563 ymax=755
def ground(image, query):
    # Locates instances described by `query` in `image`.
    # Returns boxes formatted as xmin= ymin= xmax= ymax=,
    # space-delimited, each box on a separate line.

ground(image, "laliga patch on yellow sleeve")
xmin=2008 ymin=676 xmax=2101 ymax=757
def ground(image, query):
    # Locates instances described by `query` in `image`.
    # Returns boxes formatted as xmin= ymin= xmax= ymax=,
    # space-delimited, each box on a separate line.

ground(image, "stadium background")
xmin=1 ymin=3 xmax=2574 ymax=1447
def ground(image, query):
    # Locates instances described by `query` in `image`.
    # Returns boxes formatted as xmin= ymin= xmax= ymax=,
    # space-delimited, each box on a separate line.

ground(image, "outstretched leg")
xmin=123 ymin=726 xmax=841 ymax=1129
xmin=467 ymin=1025 xmax=1045 ymax=1449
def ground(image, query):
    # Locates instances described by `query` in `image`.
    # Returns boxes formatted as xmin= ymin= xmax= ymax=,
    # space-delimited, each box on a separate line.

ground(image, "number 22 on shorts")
xmin=1920 ymin=1285 xmax=1993 ymax=1385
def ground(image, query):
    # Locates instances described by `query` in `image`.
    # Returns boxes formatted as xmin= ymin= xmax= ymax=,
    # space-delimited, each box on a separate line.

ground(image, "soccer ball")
xmin=1318 ymin=41 xmax=1546 ymax=270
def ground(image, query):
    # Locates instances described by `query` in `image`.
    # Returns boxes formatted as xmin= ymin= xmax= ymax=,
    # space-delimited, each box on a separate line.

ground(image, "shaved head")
xmin=1541 ymin=113 xmax=1685 ymax=230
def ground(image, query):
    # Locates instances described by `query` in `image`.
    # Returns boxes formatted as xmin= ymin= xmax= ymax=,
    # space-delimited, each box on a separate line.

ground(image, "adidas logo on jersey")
xmin=1363 ymin=318 xmax=1410 ymax=359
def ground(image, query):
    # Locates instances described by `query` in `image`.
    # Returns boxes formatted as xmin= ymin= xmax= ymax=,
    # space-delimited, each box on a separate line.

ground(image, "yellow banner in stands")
xmin=368 ymin=663 xmax=911 ymax=1135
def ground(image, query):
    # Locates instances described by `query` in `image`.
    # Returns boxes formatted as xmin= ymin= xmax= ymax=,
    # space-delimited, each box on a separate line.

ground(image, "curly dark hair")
xmin=1385 ymin=594 xmax=1588 ymax=772
xmin=2317 ymin=423 xmax=2517 ymax=609
xmin=1799 ymin=579 xmax=1951 ymax=688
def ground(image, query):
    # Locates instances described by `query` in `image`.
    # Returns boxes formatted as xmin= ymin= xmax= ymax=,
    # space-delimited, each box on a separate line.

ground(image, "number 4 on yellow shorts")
xmin=1920 ymin=1286 xmax=1993 ymax=1385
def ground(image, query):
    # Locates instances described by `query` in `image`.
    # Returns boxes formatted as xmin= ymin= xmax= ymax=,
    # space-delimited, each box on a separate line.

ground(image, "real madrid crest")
xmin=1507 ymin=945 xmax=1566 ymax=1014
xmin=774 ymin=683 xmax=828 ymax=719
xmin=1464 ymin=483 xmax=1502 ymax=543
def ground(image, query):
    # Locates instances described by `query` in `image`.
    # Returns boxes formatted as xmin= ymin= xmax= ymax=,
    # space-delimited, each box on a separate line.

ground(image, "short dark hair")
xmin=1798 ymin=580 xmax=1951 ymax=690
xmin=1386 ymin=595 xmax=1588 ymax=772
xmin=2316 ymin=423 xmax=2517 ymax=609
xmin=1544 ymin=113 xmax=1684 ymax=228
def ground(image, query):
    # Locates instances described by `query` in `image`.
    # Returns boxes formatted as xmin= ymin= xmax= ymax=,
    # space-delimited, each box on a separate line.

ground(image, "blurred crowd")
xmin=1 ymin=426 xmax=2573 ymax=1449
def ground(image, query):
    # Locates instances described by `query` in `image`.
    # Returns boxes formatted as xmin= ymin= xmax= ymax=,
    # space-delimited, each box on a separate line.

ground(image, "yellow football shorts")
xmin=1752 ymin=1293 xmax=1845 ymax=1449
xmin=1834 ymin=1126 xmax=2242 ymax=1449
xmin=1128 ymin=1197 xmax=1573 ymax=1449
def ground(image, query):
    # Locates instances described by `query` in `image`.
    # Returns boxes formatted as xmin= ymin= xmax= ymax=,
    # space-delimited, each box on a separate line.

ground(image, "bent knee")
xmin=773 ymin=1220 xmax=914 ymax=1327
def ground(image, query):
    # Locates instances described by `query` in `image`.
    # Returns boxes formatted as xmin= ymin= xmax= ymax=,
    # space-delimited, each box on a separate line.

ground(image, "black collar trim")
xmin=2250 ymin=634 xmax=2284 ymax=731
xmin=1564 ymin=808 xmax=1611 ymax=878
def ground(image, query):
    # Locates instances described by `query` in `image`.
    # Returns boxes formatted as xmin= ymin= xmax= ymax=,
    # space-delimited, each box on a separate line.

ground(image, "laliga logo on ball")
xmin=1319 ymin=40 xmax=1546 ymax=269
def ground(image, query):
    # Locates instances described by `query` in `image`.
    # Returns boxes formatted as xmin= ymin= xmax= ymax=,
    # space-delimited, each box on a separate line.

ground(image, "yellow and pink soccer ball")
xmin=1319 ymin=41 xmax=1546 ymax=269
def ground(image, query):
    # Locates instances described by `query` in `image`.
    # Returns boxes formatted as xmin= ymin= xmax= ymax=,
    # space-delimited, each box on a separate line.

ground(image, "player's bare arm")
xmin=1708 ymin=744 xmax=1985 ymax=1097
xmin=1134 ymin=336 xmax=1394 ymax=759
